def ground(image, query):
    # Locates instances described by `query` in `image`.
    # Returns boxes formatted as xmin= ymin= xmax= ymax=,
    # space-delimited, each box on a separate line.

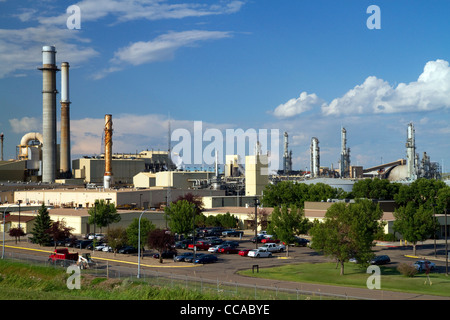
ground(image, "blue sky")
xmin=1 ymin=0 xmax=450 ymax=173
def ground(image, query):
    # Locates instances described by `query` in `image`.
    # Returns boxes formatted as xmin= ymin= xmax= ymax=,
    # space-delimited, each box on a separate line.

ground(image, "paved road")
xmin=2 ymin=235 xmax=449 ymax=300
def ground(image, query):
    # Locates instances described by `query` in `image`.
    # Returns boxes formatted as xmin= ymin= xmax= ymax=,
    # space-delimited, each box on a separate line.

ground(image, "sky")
xmin=1 ymin=0 xmax=450 ymax=173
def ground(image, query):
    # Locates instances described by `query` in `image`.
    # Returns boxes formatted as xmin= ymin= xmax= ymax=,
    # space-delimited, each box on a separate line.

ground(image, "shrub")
xmin=397 ymin=263 xmax=418 ymax=277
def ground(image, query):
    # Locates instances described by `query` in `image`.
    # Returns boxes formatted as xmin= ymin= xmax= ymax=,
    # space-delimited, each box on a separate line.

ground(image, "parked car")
xmin=118 ymin=246 xmax=138 ymax=254
xmin=184 ymin=253 xmax=205 ymax=263
xmin=88 ymin=233 xmax=105 ymax=241
xmin=222 ymin=240 xmax=239 ymax=247
xmin=261 ymin=238 xmax=280 ymax=244
xmin=173 ymin=252 xmax=194 ymax=262
xmin=153 ymin=251 xmax=177 ymax=259
xmin=175 ymin=240 xmax=193 ymax=249
xmin=102 ymin=245 xmax=113 ymax=252
xmin=208 ymin=245 xmax=226 ymax=253
xmin=238 ymin=249 xmax=251 ymax=257
xmin=222 ymin=230 xmax=244 ymax=237
xmin=414 ymin=260 xmax=436 ymax=272
xmin=248 ymin=248 xmax=272 ymax=258
xmin=194 ymin=254 xmax=218 ymax=264
xmin=290 ymin=237 xmax=310 ymax=247
xmin=370 ymin=255 xmax=390 ymax=265
xmin=251 ymin=235 xmax=265 ymax=243
xmin=70 ymin=240 xmax=93 ymax=249
xmin=94 ymin=243 xmax=109 ymax=251
xmin=218 ymin=246 xmax=240 ymax=254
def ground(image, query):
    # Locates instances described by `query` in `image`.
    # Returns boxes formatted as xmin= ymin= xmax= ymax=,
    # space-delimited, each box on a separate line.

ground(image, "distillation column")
xmin=39 ymin=46 xmax=59 ymax=183
xmin=60 ymin=62 xmax=71 ymax=178
xmin=310 ymin=137 xmax=320 ymax=178
xmin=406 ymin=122 xmax=417 ymax=180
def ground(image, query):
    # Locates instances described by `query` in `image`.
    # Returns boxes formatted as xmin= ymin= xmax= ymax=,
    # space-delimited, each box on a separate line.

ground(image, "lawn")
xmin=238 ymin=262 xmax=450 ymax=297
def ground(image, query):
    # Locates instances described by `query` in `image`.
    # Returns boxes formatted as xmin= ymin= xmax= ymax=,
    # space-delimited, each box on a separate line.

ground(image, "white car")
xmin=102 ymin=246 xmax=112 ymax=252
xmin=89 ymin=233 xmax=105 ymax=240
xmin=208 ymin=245 xmax=224 ymax=253
xmin=94 ymin=244 xmax=108 ymax=251
xmin=248 ymin=248 xmax=272 ymax=258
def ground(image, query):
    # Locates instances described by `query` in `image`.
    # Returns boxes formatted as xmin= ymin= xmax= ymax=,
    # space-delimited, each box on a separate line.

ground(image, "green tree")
xmin=310 ymin=199 xmax=383 ymax=275
xmin=217 ymin=212 xmax=238 ymax=229
xmin=126 ymin=217 xmax=155 ymax=259
xmin=352 ymin=178 xmax=400 ymax=200
xmin=393 ymin=202 xmax=437 ymax=256
xmin=88 ymin=200 xmax=121 ymax=233
xmin=266 ymin=205 xmax=307 ymax=256
xmin=107 ymin=226 xmax=128 ymax=256
xmin=29 ymin=204 xmax=52 ymax=246
xmin=164 ymin=200 xmax=196 ymax=236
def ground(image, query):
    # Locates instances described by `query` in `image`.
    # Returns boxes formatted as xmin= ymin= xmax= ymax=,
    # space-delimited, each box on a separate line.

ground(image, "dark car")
xmin=118 ymin=246 xmax=138 ymax=254
xmin=222 ymin=240 xmax=239 ymax=247
xmin=173 ymin=252 xmax=194 ymax=262
xmin=370 ymin=255 xmax=390 ymax=265
xmin=153 ymin=250 xmax=177 ymax=259
xmin=184 ymin=253 xmax=205 ymax=263
xmin=68 ymin=240 xmax=92 ymax=249
xmin=291 ymin=237 xmax=310 ymax=247
xmin=194 ymin=254 xmax=218 ymax=264
xmin=222 ymin=230 xmax=244 ymax=237
xmin=251 ymin=235 xmax=265 ymax=243
xmin=175 ymin=239 xmax=194 ymax=249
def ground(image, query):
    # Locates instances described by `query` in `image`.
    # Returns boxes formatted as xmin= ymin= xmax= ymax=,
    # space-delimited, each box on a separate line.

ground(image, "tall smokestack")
xmin=406 ymin=122 xmax=417 ymax=181
xmin=104 ymin=114 xmax=113 ymax=189
xmin=310 ymin=137 xmax=320 ymax=178
xmin=60 ymin=62 xmax=71 ymax=178
xmin=0 ymin=133 xmax=3 ymax=161
xmin=39 ymin=46 xmax=59 ymax=183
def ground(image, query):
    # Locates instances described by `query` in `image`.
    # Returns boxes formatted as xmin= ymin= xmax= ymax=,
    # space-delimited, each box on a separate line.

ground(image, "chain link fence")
xmin=1 ymin=250 xmax=370 ymax=300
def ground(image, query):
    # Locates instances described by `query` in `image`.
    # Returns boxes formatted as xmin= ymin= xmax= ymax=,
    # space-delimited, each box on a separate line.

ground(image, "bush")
xmin=397 ymin=263 xmax=418 ymax=277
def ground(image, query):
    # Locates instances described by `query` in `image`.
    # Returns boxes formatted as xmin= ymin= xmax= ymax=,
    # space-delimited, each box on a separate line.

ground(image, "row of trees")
xmin=259 ymin=178 xmax=450 ymax=275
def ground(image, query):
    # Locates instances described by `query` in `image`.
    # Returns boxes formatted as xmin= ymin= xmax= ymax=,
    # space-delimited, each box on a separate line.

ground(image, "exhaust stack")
xmin=104 ymin=114 xmax=113 ymax=189
xmin=60 ymin=62 xmax=71 ymax=178
xmin=39 ymin=46 xmax=59 ymax=183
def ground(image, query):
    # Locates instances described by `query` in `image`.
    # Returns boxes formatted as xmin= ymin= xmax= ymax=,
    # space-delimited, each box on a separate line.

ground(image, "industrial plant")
xmin=0 ymin=45 xmax=445 ymax=214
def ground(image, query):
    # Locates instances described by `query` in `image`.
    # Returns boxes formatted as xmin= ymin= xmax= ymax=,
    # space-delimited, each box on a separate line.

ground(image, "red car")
xmin=261 ymin=238 xmax=280 ymax=244
xmin=218 ymin=246 xmax=239 ymax=254
xmin=238 ymin=249 xmax=250 ymax=256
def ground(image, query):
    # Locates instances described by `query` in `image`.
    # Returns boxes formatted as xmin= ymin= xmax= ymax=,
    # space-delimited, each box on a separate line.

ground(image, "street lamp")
xmin=192 ymin=204 xmax=196 ymax=263
xmin=445 ymin=207 xmax=448 ymax=276
xmin=254 ymin=197 xmax=259 ymax=249
xmin=137 ymin=209 xmax=150 ymax=278
xmin=2 ymin=204 xmax=18 ymax=259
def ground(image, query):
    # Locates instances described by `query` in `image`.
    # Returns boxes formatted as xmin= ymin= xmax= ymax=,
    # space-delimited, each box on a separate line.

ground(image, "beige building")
xmin=133 ymin=172 xmax=156 ymax=188
xmin=245 ymin=154 xmax=268 ymax=196
xmin=155 ymin=170 xmax=215 ymax=189
xmin=14 ymin=187 xmax=225 ymax=210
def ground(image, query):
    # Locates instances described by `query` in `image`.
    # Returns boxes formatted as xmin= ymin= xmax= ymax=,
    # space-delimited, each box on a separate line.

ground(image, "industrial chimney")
xmin=104 ymin=114 xmax=113 ymax=189
xmin=310 ymin=137 xmax=320 ymax=178
xmin=406 ymin=122 xmax=417 ymax=181
xmin=60 ymin=62 xmax=71 ymax=178
xmin=39 ymin=46 xmax=59 ymax=183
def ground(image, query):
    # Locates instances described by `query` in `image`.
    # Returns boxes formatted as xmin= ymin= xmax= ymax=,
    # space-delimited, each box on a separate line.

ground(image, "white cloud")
xmin=94 ymin=30 xmax=233 ymax=78
xmin=9 ymin=117 xmax=41 ymax=134
xmin=273 ymin=92 xmax=324 ymax=118
xmin=37 ymin=0 xmax=245 ymax=26
xmin=321 ymin=59 xmax=450 ymax=116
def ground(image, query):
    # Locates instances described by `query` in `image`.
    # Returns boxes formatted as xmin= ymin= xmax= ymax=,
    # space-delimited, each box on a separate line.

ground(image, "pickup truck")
xmin=260 ymin=237 xmax=280 ymax=244
xmin=260 ymin=243 xmax=285 ymax=253
xmin=187 ymin=241 xmax=211 ymax=251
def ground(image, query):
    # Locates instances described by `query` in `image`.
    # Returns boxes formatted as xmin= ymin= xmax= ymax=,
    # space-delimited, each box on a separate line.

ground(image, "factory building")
xmin=245 ymin=143 xmax=269 ymax=196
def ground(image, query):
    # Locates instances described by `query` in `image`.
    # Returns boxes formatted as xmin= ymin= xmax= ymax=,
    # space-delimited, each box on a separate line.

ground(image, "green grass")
xmin=0 ymin=260 xmax=221 ymax=300
xmin=238 ymin=262 xmax=450 ymax=297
